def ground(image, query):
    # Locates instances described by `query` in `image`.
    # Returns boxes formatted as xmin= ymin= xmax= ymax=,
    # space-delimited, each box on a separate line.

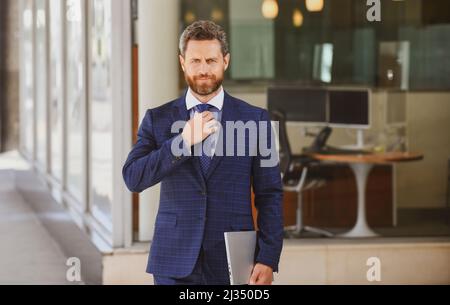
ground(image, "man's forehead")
xmin=185 ymin=39 xmax=222 ymax=57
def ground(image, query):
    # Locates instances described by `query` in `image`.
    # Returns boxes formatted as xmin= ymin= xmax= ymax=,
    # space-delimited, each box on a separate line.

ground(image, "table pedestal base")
xmin=338 ymin=163 xmax=380 ymax=238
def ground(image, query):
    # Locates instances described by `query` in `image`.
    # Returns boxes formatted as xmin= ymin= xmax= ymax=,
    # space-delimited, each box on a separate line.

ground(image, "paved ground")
xmin=0 ymin=152 xmax=71 ymax=284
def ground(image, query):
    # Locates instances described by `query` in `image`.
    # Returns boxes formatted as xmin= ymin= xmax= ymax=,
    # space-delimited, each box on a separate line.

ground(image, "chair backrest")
xmin=270 ymin=109 xmax=292 ymax=177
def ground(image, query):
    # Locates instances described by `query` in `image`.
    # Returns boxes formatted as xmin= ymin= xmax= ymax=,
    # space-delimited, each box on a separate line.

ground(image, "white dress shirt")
xmin=185 ymin=87 xmax=224 ymax=157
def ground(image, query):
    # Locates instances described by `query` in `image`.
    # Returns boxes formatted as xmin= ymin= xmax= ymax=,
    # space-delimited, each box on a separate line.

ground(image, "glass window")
xmin=180 ymin=0 xmax=450 ymax=90
xmin=35 ymin=0 xmax=48 ymax=168
xmin=229 ymin=0 xmax=275 ymax=80
xmin=20 ymin=0 xmax=34 ymax=156
xmin=90 ymin=0 xmax=113 ymax=230
xmin=66 ymin=0 xmax=86 ymax=202
xmin=49 ymin=0 xmax=64 ymax=181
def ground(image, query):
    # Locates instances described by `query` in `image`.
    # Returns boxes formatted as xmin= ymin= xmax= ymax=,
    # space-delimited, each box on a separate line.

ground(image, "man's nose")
xmin=198 ymin=61 xmax=210 ymax=74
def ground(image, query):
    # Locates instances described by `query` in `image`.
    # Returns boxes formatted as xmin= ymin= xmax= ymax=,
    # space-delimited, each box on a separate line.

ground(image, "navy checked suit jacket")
xmin=122 ymin=91 xmax=284 ymax=279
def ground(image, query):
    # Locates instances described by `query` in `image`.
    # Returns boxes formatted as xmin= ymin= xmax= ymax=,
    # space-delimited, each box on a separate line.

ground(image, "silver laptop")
xmin=224 ymin=231 xmax=257 ymax=285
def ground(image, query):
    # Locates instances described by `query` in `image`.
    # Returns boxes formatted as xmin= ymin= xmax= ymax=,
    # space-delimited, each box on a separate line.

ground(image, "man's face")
xmin=180 ymin=39 xmax=230 ymax=96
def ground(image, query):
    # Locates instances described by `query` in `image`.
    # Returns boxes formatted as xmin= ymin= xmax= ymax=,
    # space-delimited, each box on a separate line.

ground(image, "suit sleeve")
xmin=122 ymin=109 xmax=191 ymax=193
xmin=252 ymin=109 xmax=284 ymax=273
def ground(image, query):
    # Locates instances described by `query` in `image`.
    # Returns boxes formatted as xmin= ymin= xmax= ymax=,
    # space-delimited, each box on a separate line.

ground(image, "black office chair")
xmin=271 ymin=110 xmax=333 ymax=238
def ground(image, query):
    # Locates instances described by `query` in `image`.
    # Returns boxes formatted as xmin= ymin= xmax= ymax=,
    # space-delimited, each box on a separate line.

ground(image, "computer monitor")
xmin=328 ymin=89 xmax=371 ymax=149
xmin=328 ymin=89 xmax=371 ymax=129
xmin=267 ymin=87 xmax=328 ymax=124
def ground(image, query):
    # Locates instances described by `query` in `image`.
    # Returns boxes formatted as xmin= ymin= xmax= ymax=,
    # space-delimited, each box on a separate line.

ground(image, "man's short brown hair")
xmin=179 ymin=20 xmax=229 ymax=57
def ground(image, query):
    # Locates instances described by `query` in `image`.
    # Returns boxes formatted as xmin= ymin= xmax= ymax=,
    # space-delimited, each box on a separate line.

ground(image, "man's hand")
xmin=249 ymin=263 xmax=273 ymax=285
xmin=182 ymin=111 xmax=219 ymax=147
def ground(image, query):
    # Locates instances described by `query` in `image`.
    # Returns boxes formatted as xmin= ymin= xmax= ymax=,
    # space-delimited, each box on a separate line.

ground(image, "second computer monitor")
xmin=328 ymin=89 xmax=370 ymax=128
xmin=267 ymin=87 xmax=328 ymax=124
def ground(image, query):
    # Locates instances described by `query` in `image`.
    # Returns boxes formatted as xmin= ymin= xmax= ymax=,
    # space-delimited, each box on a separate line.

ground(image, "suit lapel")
xmin=171 ymin=92 xmax=189 ymax=122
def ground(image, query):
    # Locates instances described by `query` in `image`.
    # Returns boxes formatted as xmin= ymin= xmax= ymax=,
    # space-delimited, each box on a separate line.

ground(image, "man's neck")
xmin=190 ymin=87 xmax=222 ymax=104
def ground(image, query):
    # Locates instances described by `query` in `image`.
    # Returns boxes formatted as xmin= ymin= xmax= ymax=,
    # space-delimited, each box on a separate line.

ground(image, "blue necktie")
xmin=196 ymin=104 xmax=215 ymax=176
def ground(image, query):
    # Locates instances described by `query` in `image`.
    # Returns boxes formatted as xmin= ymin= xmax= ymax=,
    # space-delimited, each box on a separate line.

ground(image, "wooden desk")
xmin=310 ymin=152 xmax=424 ymax=238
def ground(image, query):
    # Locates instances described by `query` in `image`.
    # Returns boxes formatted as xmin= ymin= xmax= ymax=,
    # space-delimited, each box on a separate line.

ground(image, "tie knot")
xmin=196 ymin=104 xmax=215 ymax=113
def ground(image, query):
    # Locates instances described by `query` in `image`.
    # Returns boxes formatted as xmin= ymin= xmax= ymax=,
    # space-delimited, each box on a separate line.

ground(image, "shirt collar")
xmin=186 ymin=86 xmax=224 ymax=111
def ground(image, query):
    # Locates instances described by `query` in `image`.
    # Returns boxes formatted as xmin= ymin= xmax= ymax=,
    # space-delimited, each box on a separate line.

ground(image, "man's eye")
xmin=191 ymin=59 xmax=200 ymax=63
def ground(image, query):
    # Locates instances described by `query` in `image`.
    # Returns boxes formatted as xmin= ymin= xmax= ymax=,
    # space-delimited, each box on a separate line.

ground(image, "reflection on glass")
xmin=313 ymin=43 xmax=333 ymax=83
xmin=181 ymin=0 xmax=450 ymax=89
xmin=50 ymin=0 xmax=63 ymax=181
xmin=378 ymin=41 xmax=410 ymax=90
xmin=229 ymin=0 xmax=275 ymax=79
xmin=21 ymin=0 xmax=34 ymax=155
xmin=91 ymin=0 xmax=113 ymax=228
xmin=66 ymin=0 xmax=85 ymax=202
xmin=35 ymin=0 xmax=47 ymax=168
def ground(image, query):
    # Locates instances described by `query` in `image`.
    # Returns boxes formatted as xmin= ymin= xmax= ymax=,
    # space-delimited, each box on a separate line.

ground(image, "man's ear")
xmin=179 ymin=55 xmax=186 ymax=72
xmin=223 ymin=53 xmax=231 ymax=72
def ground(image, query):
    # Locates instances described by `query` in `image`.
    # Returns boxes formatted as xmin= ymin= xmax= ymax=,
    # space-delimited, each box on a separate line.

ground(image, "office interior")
xmin=0 ymin=0 xmax=449 ymax=284
xmin=180 ymin=0 xmax=450 ymax=239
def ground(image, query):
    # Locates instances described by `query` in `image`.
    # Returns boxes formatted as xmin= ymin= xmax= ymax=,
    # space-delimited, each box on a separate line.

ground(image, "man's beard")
xmin=185 ymin=73 xmax=223 ymax=96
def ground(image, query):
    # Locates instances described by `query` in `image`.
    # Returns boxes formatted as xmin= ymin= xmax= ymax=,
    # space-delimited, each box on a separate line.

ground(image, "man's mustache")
xmin=194 ymin=75 xmax=216 ymax=80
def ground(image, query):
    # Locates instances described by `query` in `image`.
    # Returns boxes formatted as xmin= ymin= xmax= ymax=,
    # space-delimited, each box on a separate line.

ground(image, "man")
xmin=123 ymin=21 xmax=283 ymax=285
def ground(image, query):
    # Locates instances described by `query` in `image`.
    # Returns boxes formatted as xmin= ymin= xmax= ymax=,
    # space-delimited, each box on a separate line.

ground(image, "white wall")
xmin=137 ymin=0 xmax=179 ymax=241
xmin=396 ymin=92 xmax=450 ymax=208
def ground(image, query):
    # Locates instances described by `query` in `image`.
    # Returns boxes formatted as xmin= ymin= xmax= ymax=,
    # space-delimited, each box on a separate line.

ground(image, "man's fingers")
xmin=193 ymin=112 xmax=212 ymax=121
xmin=191 ymin=113 xmax=214 ymax=127
xmin=205 ymin=119 xmax=218 ymax=129
xmin=202 ymin=111 xmax=212 ymax=118
xmin=203 ymin=113 xmax=214 ymax=122
xmin=204 ymin=121 xmax=219 ymax=135
xmin=249 ymin=268 xmax=260 ymax=285
xmin=256 ymin=275 xmax=271 ymax=285
xmin=185 ymin=113 xmax=219 ymax=145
